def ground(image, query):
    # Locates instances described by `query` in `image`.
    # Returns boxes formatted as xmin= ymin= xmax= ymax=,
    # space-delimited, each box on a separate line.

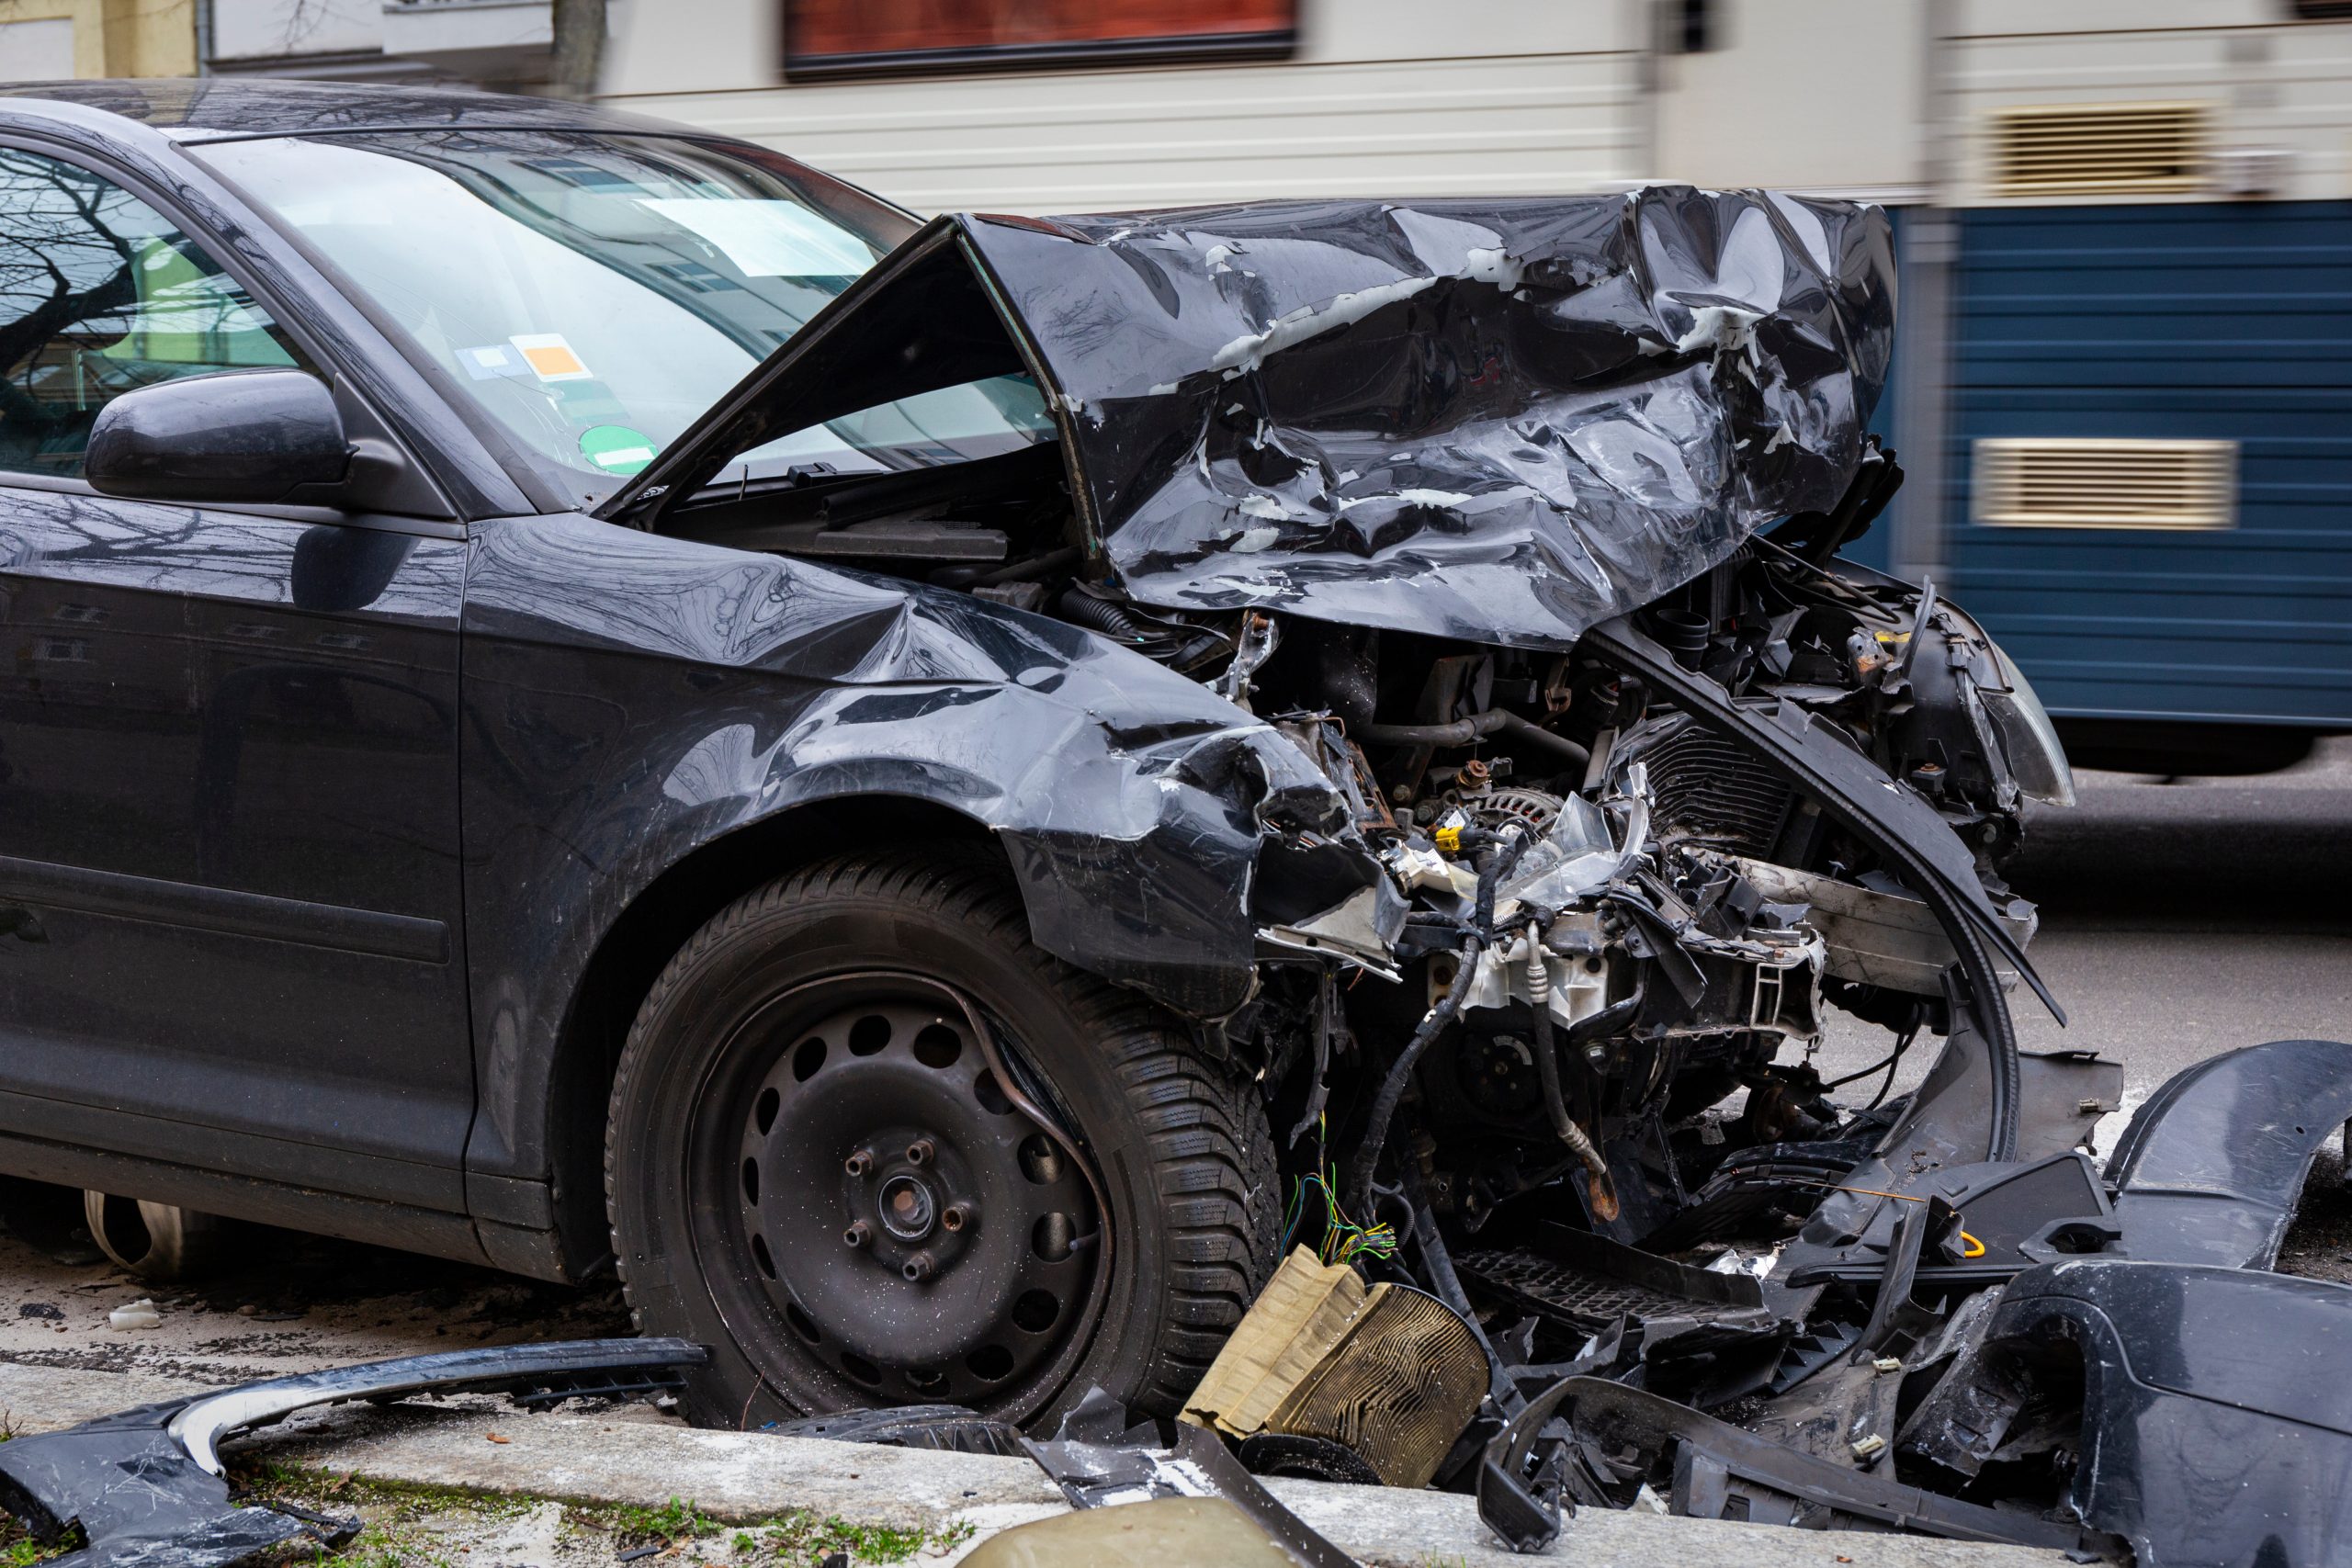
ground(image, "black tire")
xmin=606 ymin=852 xmax=1278 ymax=1428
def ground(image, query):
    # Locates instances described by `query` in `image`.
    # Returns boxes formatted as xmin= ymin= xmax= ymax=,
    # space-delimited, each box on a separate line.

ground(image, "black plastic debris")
xmin=2105 ymin=1036 xmax=2352 ymax=1269
xmin=1528 ymin=1377 xmax=2115 ymax=1553
xmin=768 ymin=1403 xmax=1025 ymax=1457
xmin=0 ymin=1339 xmax=706 ymax=1568
xmin=1020 ymin=1389 xmax=1355 ymax=1568
xmin=1967 ymin=1260 xmax=2352 ymax=1566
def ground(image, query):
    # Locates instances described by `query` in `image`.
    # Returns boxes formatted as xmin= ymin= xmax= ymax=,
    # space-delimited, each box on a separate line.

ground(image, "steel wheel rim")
xmin=685 ymin=970 xmax=1106 ymax=1421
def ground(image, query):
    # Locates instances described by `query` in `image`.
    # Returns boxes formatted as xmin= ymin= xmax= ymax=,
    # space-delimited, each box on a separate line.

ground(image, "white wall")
xmin=1651 ymin=0 xmax=1928 ymax=198
xmin=1947 ymin=0 xmax=2352 ymax=203
xmin=210 ymin=0 xmax=382 ymax=62
xmin=0 ymin=16 xmax=77 ymax=80
xmin=601 ymin=0 xmax=1647 ymax=215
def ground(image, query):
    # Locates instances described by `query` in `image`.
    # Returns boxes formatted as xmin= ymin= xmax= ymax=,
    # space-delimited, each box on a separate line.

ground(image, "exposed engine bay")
xmin=644 ymin=419 xmax=2075 ymax=1272
xmin=1230 ymin=519 xmax=2072 ymax=1255
xmin=601 ymin=184 xmax=2074 ymax=1273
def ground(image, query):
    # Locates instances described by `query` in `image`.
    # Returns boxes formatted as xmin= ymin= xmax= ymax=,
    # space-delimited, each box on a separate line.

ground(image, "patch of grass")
xmin=0 ymin=1507 xmax=80 ymax=1568
xmin=233 ymin=1464 xmax=532 ymax=1528
xmin=214 ymin=1467 xmax=971 ymax=1568
xmin=571 ymin=1497 xmax=971 ymax=1567
xmin=609 ymin=1497 xmax=721 ymax=1544
xmin=752 ymin=1509 xmax=973 ymax=1567
xmin=310 ymin=1524 xmax=453 ymax=1568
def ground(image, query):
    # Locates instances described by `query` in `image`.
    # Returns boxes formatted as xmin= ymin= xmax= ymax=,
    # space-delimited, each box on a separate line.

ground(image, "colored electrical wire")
xmin=1284 ymin=1114 xmax=1397 ymax=1266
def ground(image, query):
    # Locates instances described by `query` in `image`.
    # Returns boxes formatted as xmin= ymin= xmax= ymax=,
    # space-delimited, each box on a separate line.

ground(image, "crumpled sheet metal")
xmin=464 ymin=514 xmax=1361 ymax=1023
xmin=0 ymin=1339 xmax=705 ymax=1568
xmin=961 ymin=187 xmax=1894 ymax=647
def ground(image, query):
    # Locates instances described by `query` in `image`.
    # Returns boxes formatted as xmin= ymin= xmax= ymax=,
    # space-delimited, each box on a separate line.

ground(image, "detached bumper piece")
xmin=1453 ymin=1038 xmax=2352 ymax=1565
xmin=0 ymin=1338 xmax=706 ymax=1568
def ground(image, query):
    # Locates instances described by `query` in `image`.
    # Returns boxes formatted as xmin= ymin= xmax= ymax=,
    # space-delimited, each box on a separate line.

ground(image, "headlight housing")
xmin=1978 ymin=646 xmax=2076 ymax=807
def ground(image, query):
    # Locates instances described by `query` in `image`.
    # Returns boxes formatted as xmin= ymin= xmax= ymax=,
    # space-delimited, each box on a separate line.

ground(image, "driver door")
xmin=0 ymin=144 xmax=475 ymax=1211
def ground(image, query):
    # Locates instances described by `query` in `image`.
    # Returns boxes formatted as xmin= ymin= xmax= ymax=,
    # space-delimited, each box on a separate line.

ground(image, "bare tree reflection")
xmin=0 ymin=149 xmax=301 ymax=476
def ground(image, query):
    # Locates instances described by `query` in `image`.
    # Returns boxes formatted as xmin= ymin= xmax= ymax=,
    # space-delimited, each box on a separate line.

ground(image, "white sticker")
xmin=639 ymin=198 xmax=875 ymax=278
xmin=460 ymin=344 xmax=532 ymax=380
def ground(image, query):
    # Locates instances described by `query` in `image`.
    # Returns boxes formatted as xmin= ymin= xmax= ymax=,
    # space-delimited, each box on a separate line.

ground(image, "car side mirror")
xmin=85 ymin=369 xmax=351 ymax=506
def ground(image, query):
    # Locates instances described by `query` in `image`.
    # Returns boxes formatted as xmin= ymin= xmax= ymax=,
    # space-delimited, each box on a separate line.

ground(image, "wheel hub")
xmin=874 ymin=1172 xmax=939 ymax=1241
xmin=719 ymin=987 xmax=1099 ymax=1413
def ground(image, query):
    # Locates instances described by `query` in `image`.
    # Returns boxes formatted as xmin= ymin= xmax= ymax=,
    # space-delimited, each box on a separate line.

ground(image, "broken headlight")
xmin=1978 ymin=648 xmax=2076 ymax=808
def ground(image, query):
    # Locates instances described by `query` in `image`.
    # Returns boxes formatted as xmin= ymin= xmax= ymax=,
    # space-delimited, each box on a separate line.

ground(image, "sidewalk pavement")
xmin=0 ymin=1359 xmax=2067 ymax=1568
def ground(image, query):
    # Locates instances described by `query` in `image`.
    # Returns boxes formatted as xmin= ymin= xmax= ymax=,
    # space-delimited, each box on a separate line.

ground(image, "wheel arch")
xmin=538 ymin=794 xmax=1007 ymax=1279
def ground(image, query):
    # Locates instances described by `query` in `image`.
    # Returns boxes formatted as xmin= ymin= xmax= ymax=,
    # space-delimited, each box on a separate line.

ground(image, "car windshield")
xmin=195 ymin=130 xmax=1054 ymax=503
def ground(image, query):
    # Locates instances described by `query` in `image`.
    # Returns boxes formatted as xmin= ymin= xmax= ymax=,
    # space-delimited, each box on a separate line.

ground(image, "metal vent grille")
xmin=1973 ymin=439 xmax=2238 ymax=531
xmin=1989 ymin=102 xmax=2212 ymax=197
xmin=1623 ymin=717 xmax=1792 ymax=856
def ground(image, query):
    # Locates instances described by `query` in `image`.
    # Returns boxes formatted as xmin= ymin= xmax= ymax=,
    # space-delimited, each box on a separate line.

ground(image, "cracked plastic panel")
xmin=0 ymin=1340 xmax=705 ymax=1568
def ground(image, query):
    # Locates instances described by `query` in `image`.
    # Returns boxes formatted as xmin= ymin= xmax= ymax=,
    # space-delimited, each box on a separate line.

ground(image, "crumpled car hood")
xmin=605 ymin=187 xmax=1894 ymax=651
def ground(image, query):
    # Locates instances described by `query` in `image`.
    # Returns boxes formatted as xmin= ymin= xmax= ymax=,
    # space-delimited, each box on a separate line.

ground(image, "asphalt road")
xmin=1813 ymin=735 xmax=2352 ymax=1131
xmin=0 ymin=741 xmax=2344 ymax=1392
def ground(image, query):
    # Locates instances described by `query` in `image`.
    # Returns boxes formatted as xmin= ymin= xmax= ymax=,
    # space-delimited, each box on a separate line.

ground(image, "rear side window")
xmin=0 ymin=149 xmax=311 ymax=479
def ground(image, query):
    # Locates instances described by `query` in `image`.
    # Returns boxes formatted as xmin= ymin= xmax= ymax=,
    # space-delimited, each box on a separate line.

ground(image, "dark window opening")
xmin=1670 ymin=0 xmax=1715 ymax=54
xmin=0 ymin=151 xmax=310 ymax=481
xmin=783 ymin=0 xmax=1298 ymax=81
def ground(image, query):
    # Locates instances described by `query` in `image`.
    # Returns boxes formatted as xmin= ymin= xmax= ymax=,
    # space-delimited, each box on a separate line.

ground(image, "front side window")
xmin=0 ymin=150 xmax=306 ymax=479
xmin=198 ymin=131 xmax=1055 ymax=506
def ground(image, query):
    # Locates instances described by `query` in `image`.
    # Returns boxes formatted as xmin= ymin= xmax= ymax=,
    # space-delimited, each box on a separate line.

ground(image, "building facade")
xmin=0 ymin=0 xmax=197 ymax=79
xmin=200 ymin=0 xmax=551 ymax=85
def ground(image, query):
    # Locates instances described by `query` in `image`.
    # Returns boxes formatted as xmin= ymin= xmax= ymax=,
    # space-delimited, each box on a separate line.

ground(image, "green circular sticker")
xmin=581 ymin=424 xmax=657 ymax=477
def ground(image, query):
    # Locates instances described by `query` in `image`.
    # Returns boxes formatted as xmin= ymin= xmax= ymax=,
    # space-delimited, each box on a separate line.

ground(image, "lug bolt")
xmin=843 ymin=1147 xmax=874 ymax=1177
xmin=942 ymin=1203 xmax=971 ymax=1233
xmin=901 ymin=1251 xmax=935 ymax=1282
xmin=905 ymin=1138 xmax=935 ymax=1167
xmin=842 ymin=1220 xmax=871 ymax=1247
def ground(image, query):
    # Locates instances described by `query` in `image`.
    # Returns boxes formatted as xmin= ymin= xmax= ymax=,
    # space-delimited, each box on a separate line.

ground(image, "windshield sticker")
xmin=581 ymin=424 xmax=657 ymax=477
xmin=638 ymin=198 xmax=875 ymax=279
xmin=510 ymin=333 xmax=594 ymax=382
xmin=459 ymin=343 xmax=534 ymax=381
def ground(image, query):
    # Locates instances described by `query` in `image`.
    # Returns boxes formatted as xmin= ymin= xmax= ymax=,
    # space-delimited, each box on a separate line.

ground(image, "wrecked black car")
xmin=0 ymin=81 xmax=2163 ymax=1472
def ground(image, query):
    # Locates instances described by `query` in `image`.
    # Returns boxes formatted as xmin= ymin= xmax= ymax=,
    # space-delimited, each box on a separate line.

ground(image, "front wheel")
xmin=605 ymin=853 xmax=1277 ymax=1428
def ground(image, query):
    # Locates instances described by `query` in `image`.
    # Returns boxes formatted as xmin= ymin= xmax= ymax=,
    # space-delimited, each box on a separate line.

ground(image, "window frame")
xmin=192 ymin=128 xmax=960 ymax=517
xmin=780 ymin=0 xmax=1297 ymax=83
xmin=0 ymin=131 xmax=463 ymax=538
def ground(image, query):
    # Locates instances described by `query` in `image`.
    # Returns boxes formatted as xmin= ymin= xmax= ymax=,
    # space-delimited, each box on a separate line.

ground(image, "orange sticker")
xmin=508 ymin=333 xmax=592 ymax=382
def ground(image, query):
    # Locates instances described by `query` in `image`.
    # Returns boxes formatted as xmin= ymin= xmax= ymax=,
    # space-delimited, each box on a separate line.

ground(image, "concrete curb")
xmin=0 ymin=1360 xmax=2064 ymax=1568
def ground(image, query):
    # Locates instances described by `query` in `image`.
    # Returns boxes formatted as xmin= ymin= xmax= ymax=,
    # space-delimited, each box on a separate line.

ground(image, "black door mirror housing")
xmin=85 ymin=369 xmax=352 ymax=506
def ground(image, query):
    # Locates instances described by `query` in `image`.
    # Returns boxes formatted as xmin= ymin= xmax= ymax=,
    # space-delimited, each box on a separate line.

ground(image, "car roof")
xmin=0 ymin=77 xmax=692 ymax=142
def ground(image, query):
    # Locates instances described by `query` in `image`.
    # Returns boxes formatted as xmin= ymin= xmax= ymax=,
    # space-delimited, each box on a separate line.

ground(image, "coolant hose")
xmin=1524 ymin=923 xmax=1621 ymax=1222
xmin=1055 ymin=587 xmax=1155 ymax=644
xmin=1354 ymin=710 xmax=1589 ymax=770
xmin=1344 ymin=954 xmax=1474 ymax=1213
xmin=1346 ymin=829 xmax=1532 ymax=1209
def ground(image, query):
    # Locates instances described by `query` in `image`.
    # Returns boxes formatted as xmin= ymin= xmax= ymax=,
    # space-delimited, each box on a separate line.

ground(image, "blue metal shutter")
xmin=1941 ymin=200 xmax=2352 ymax=727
